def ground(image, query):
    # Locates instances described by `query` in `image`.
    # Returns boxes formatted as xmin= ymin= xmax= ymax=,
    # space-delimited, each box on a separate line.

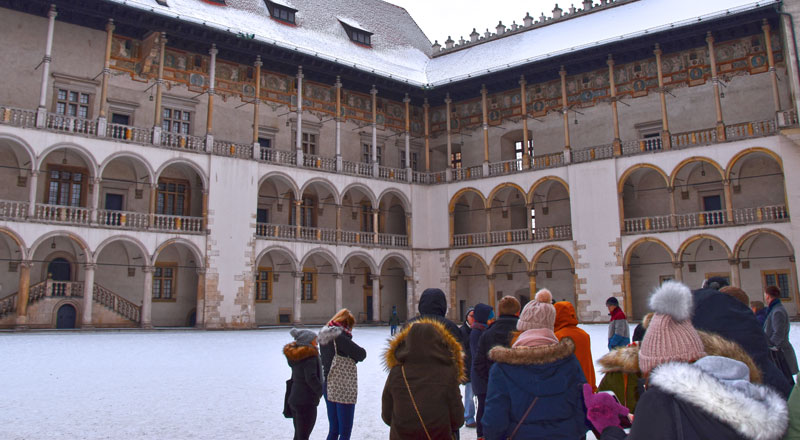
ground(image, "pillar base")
xmin=15 ymin=315 xmax=28 ymax=330
xmin=335 ymin=154 xmax=343 ymax=172
xmin=152 ymin=126 xmax=162 ymax=146
xmin=482 ymin=161 xmax=489 ymax=177
xmin=296 ymin=150 xmax=304 ymax=167
xmin=563 ymin=148 xmax=572 ymax=164
xmin=372 ymin=162 xmax=379 ymax=177
xmin=522 ymin=154 xmax=531 ymax=169
xmin=81 ymin=324 xmax=95 ymax=330
xmin=140 ymin=322 xmax=153 ymax=330
xmin=716 ymin=122 xmax=727 ymax=141
xmin=612 ymin=138 xmax=622 ymax=156
xmin=252 ymin=142 xmax=261 ymax=160
xmin=661 ymin=131 xmax=672 ymax=150
xmin=445 ymin=169 xmax=452 ymax=182
xmin=36 ymin=107 xmax=47 ymax=129
xmin=204 ymin=134 xmax=214 ymax=153
xmin=406 ymin=167 xmax=413 ymax=183
xmin=97 ymin=117 xmax=107 ymax=138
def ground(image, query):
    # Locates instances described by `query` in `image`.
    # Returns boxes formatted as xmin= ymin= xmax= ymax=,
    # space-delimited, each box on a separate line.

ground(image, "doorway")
xmin=48 ymin=258 xmax=71 ymax=281
xmin=105 ymin=193 xmax=124 ymax=225
xmin=56 ymin=304 xmax=77 ymax=329
xmin=703 ymin=195 xmax=723 ymax=225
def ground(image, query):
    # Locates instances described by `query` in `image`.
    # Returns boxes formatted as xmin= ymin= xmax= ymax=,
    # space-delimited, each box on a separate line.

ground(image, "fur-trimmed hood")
xmin=283 ymin=343 xmax=319 ymax=363
xmin=489 ymin=337 xmax=575 ymax=365
xmin=383 ymin=318 xmax=466 ymax=383
xmin=650 ymin=360 xmax=788 ymax=440
xmin=597 ymin=331 xmax=763 ymax=383
xmin=317 ymin=325 xmax=344 ymax=345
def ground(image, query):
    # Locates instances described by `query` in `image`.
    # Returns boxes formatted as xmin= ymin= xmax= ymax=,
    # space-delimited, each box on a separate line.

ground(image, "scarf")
xmin=471 ymin=322 xmax=487 ymax=331
xmin=609 ymin=307 xmax=627 ymax=321
xmin=328 ymin=320 xmax=352 ymax=336
xmin=512 ymin=328 xmax=559 ymax=348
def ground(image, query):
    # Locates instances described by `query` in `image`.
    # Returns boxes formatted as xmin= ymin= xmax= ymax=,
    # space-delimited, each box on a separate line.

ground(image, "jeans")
xmin=390 ymin=326 xmax=397 ymax=336
xmin=290 ymin=404 xmax=317 ymax=440
xmin=476 ymin=393 xmax=486 ymax=437
xmin=324 ymin=393 xmax=355 ymax=440
xmin=463 ymin=382 xmax=475 ymax=424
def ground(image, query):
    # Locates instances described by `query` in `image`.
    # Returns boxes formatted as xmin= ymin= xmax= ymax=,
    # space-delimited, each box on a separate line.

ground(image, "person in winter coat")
xmin=631 ymin=312 xmax=653 ymax=344
xmin=785 ymin=383 xmax=800 ymax=439
xmin=692 ymin=285 xmax=793 ymax=398
xmin=606 ymin=297 xmax=630 ymax=350
xmin=389 ymin=308 xmax=400 ymax=336
xmin=318 ymin=309 xmax=367 ymax=440
xmin=482 ymin=300 xmax=588 ymax=440
xmin=473 ymin=296 xmax=521 ymax=405
xmin=284 ymin=328 xmax=323 ymax=440
xmin=382 ymin=319 xmax=465 ymax=439
xmin=459 ymin=307 xmax=476 ymax=428
xmin=469 ymin=303 xmax=494 ymax=439
xmin=751 ymin=300 xmax=768 ymax=325
xmin=554 ymin=301 xmax=596 ymax=392
xmin=764 ymin=285 xmax=798 ymax=385
xmin=596 ymin=281 xmax=788 ymax=440
xmin=405 ymin=288 xmax=463 ymax=344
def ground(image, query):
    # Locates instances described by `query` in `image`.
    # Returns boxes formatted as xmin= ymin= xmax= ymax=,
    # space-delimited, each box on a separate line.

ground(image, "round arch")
xmin=617 ymin=164 xmax=670 ymax=193
xmin=255 ymin=245 xmax=300 ymax=272
xmin=734 ymin=228 xmax=795 ymax=258
xmin=379 ymin=252 xmax=412 ymax=275
xmin=487 ymin=183 xmax=526 ymax=206
xmin=98 ymin=152 xmax=156 ymax=186
xmin=29 ymin=231 xmax=92 ymax=264
xmin=93 ymin=235 xmax=153 ymax=267
xmin=300 ymin=247 xmax=341 ymax=273
xmin=531 ymin=245 xmax=575 ymax=269
xmin=155 ymin=158 xmax=209 ymax=190
xmin=528 ymin=176 xmax=569 ymax=204
xmin=152 ymin=238 xmax=204 ymax=265
xmin=38 ymin=142 xmax=99 ymax=177
xmin=341 ymin=250 xmax=377 ymax=274
xmin=725 ymin=147 xmax=784 ymax=180
xmin=449 ymin=187 xmax=487 ymax=213
xmin=489 ymin=248 xmax=529 ymax=275
xmin=0 ymin=226 xmax=28 ymax=260
xmin=258 ymin=171 xmax=300 ymax=200
xmin=300 ymin=178 xmax=341 ymax=205
xmin=340 ymin=182 xmax=376 ymax=208
xmin=624 ymin=237 xmax=676 ymax=267
xmin=378 ymin=188 xmax=412 ymax=214
xmin=677 ymin=234 xmax=733 ymax=260
xmin=0 ymin=132 xmax=37 ymax=171
xmin=450 ymin=251 xmax=489 ymax=276
xmin=669 ymin=157 xmax=725 ymax=188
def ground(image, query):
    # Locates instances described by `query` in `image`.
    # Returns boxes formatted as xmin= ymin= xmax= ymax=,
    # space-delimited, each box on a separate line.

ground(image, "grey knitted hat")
xmin=290 ymin=328 xmax=317 ymax=347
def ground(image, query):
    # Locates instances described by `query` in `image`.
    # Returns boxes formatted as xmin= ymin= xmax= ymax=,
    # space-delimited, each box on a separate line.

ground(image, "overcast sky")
xmin=389 ymin=0 xmax=561 ymax=45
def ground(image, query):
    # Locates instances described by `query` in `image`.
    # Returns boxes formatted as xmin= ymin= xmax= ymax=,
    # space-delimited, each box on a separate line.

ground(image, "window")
xmin=301 ymin=269 xmax=316 ymax=302
xmin=530 ymin=206 xmax=536 ymax=231
xmin=401 ymin=152 xmax=419 ymax=171
xmin=55 ymin=89 xmax=91 ymax=119
xmin=152 ymin=263 xmax=177 ymax=301
xmin=156 ymin=178 xmax=190 ymax=216
xmin=162 ymin=108 xmax=191 ymax=135
xmin=265 ymin=1 xmax=296 ymax=25
xmin=360 ymin=203 xmax=374 ymax=232
xmin=111 ymin=113 xmax=130 ymax=125
xmin=46 ymin=166 xmax=86 ymax=207
xmin=255 ymin=267 xmax=272 ymax=302
xmin=340 ymin=21 xmax=372 ymax=47
xmin=257 ymin=137 xmax=272 ymax=149
xmin=763 ymin=270 xmax=791 ymax=299
xmin=642 ymin=132 xmax=662 ymax=151
xmin=450 ymin=152 xmax=462 ymax=169
xmin=361 ymin=143 xmax=380 ymax=164
xmin=515 ymin=140 xmax=534 ymax=159
xmin=302 ymin=133 xmax=316 ymax=155
xmin=289 ymin=196 xmax=315 ymax=227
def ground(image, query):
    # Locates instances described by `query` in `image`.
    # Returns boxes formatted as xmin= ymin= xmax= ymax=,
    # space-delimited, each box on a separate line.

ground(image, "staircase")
xmin=0 ymin=281 xmax=140 ymax=324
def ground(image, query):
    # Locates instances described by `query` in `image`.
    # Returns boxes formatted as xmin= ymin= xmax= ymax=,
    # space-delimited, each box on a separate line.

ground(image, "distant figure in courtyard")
xmin=631 ymin=312 xmax=653 ymax=344
xmin=284 ymin=328 xmax=323 ymax=440
xmin=382 ymin=319 xmax=465 ymax=439
xmin=606 ymin=297 xmax=630 ymax=351
xmin=459 ymin=307 xmax=476 ymax=428
xmin=389 ymin=307 xmax=400 ymax=336
xmin=469 ymin=303 xmax=494 ymax=439
xmin=405 ymin=288 xmax=462 ymax=344
xmin=554 ymin=300 xmax=596 ymax=391
xmin=319 ymin=309 xmax=367 ymax=440
xmin=751 ymin=300 xmax=768 ymax=325
xmin=764 ymin=285 xmax=798 ymax=386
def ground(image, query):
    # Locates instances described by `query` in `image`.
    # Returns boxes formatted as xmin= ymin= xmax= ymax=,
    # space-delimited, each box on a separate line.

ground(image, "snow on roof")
xmin=267 ymin=0 xmax=296 ymax=9
xmin=104 ymin=0 xmax=775 ymax=88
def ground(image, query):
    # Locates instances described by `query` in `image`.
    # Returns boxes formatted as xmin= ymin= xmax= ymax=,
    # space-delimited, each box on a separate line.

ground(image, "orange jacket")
xmin=554 ymin=301 xmax=597 ymax=392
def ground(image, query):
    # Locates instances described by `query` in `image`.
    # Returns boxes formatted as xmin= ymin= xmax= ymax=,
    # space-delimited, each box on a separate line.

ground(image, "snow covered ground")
xmin=2 ymin=324 xmax=799 ymax=440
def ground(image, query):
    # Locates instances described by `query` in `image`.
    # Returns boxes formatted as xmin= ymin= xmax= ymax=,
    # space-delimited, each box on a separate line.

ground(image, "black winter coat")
xmin=284 ymin=343 xmax=323 ymax=407
xmin=691 ymin=288 xmax=792 ymax=398
xmin=460 ymin=323 xmax=472 ymax=383
xmin=405 ymin=288 xmax=463 ymax=345
xmin=318 ymin=325 xmax=367 ymax=381
xmin=469 ymin=324 xmax=488 ymax=394
xmin=473 ymin=315 xmax=518 ymax=396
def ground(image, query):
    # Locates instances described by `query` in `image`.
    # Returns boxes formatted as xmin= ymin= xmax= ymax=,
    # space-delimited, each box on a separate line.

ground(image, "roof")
xmin=105 ymin=0 xmax=777 ymax=88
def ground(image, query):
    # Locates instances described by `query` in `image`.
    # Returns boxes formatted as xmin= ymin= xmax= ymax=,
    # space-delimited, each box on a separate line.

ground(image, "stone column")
xmin=520 ymin=76 xmax=531 ymax=168
xmin=148 ymin=183 xmax=157 ymax=228
xmin=423 ymin=99 xmax=431 ymax=172
xmin=201 ymin=190 xmax=209 ymax=232
xmin=293 ymin=271 xmax=303 ymax=323
xmin=654 ymin=44 xmax=672 ymax=149
xmin=723 ymin=179 xmax=734 ymax=224
xmin=706 ymin=33 xmax=726 ymax=140
xmin=623 ymin=267 xmax=633 ymax=316
xmin=97 ymin=19 xmax=115 ymax=137
xmin=371 ymin=274 xmax=380 ymax=322
xmin=334 ymin=273 xmax=343 ymax=312
xmin=405 ymin=213 xmax=412 ymax=246
xmin=370 ymin=85 xmax=379 ymax=176
xmin=152 ymin=33 xmax=167 ymax=145
xmin=729 ymin=259 xmax=741 ymax=288
xmin=205 ymin=44 xmax=217 ymax=149
xmin=487 ymin=274 xmax=496 ymax=309
xmin=449 ymin=211 xmax=455 ymax=247
xmin=404 ymin=94 xmax=412 ymax=182
xmin=294 ymin=200 xmax=302 ymax=237
xmin=141 ymin=266 xmax=153 ymax=328
xmin=335 ymin=76 xmax=343 ymax=171
xmin=295 ymin=66 xmax=304 ymax=166
xmin=485 ymin=207 xmax=493 ymax=244
xmin=763 ymin=20 xmax=782 ymax=118
xmin=372 ymin=209 xmax=379 ymax=244
xmin=608 ymin=55 xmax=622 ymax=155
xmin=82 ymin=263 xmax=96 ymax=328
xmin=335 ymin=204 xmax=342 ymax=242
xmin=526 ymin=203 xmax=533 ymax=240
xmin=15 ymin=261 xmax=32 ymax=328
xmin=528 ymin=271 xmax=536 ymax=296
xmin=449 ymin=276 xmax=458 ymax=321
xmin=36 ymin=5 xmax=57 ymax=128
xmin=481 ymin=85 xmax=490 ymax=175
xmin=668 ymin=186 xmax=677 ymax=229
xmin=27 ymin=171 xmax=39 ymax=217
xmin=252 ymin=56 xmax=262 ymax=149
xmin=405 ymin=276 xmax=414 ymax=321
xmin=560 ymin=66 xmax=571 ymax=162
xmin=195 ymin=268 xmax=206 ymax=328
xmin=90 ymin=177 xmax=101 ymax=223
xmin=445 ymin=94 xmax=453 ymax=181
xmin=673 ymin=262 xmax=683 ymax=282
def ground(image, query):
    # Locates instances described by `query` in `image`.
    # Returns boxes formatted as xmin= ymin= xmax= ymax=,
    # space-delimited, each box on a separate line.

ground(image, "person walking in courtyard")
xmin=751 ymin=300 xmax=768 ymax=325
xmin=319 ymin=309 xmax=367 ymax=440
xmin=460 ymin=307 xmax=476 ymax=428
xmin=764 ymin=285 xmax=798 ymax=386
xmin=481 ymin=299 xmax=588 ymax=440
xmin=284 ymin=328 xmax=323 ymax=440
xmin=469 ymin=303 xmax=494 ymax=439
xmin=389 ymin=307 xmax=400 ymax=336
xmin=606 ymin=297 xmax=630 ymax=351
xmin=554 ymin=300 xmax=596 ymax=392
xmin=382 ymin=319 xmax=465 ymax=439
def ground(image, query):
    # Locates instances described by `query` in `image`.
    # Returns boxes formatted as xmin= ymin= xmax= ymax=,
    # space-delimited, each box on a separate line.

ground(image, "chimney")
xmin=523 ymin=12 xmax=534 ymax=26
xmin=569 ymin=4 xmax=576 ymax=14
xmin=583 ymin=0 xmax=593 ymax=10
xmin=540 ymin=12 xmax=547 ymax=22
xmin=459 ymin=36 xmax=466 ymax=45
xmin=496 ymin=21 xmax=506 ymax=35
xmin=553 ymin=4 xmax=562 ymax=19
xmin=484 ymin=29 xmax=492 ymax=39
xmin=510 ymin=21 xmax=518 ymax=31
xmin=432 ymin=40 xmax=441 ymax=52
xmin=444 ymin=36 xmax=454 ymax=49
xmin=470 ymin=28 xmax=479 ymax=42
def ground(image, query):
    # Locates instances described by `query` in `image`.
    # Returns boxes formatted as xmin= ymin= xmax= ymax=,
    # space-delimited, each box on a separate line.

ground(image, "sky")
xmin=388 ymin=0 xmax=562 ymax=45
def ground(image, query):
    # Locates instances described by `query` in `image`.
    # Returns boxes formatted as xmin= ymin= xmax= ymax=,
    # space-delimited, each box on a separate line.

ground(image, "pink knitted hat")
xmin=516 ymin=300 xmax=556 ymax=331
xmin=639 ymin=281 xmax=706 ymax=375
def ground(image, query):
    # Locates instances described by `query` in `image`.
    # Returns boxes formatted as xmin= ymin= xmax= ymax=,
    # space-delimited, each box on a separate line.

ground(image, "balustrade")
xmin=0 ymin=200 xmax=28 ymax=220
xmin=93 ymin=283 xmax=141 ymax=323
xmin=213 ymin=139 xmax=253 ymax=159
xmin=378 ymin=166 xmax=407 ymax=181
xmin=161 ymin=131 xmax=204 ymax=151
xmin=46 ymin=113 xmax=97 ymax=135
xmin=96 ymin=209 xmax=150 ymax=229
xmin=488 ymin=229 xmax=528 ymax=244
xmin=0 ymin=106 xmax=36 ymax=128
xmin=531 ymin=152 xmax=565 ymax=170
xmin=301 ymin=154 xmax=337 ymax=171
xmin=35 ymin=204 xmax=91 ymax=225
xmin=107 ymin=123 xmax=152 ymax=143
xmin=151 ymin=214 xmax=203 ymax=233
xmin=488 ymin=160 xmax=523 ymax=177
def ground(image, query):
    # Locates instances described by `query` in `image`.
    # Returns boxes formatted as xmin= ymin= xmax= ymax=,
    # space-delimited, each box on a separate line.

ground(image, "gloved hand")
xmin=582 ymin=383 xmax=630 ymax=434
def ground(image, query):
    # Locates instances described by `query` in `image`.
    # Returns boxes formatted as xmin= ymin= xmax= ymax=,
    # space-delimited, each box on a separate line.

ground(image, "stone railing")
xmin=340 ymin=230 xmax=376 ymax=245
xmin=161 ymin=131 xmax=205 ymax=151
xmin=572 ymin=144 xmax=615 ymax=163
xmin=0 ymin=291 xmax=16 ymax=319
xmin=299 ymin=226 xmax=338 ymax=243
xmin=93 ymin=283 xmax=141 ymax=323
xmin=48 ymin=280 xmax=84 ymax=299
xmin=731 ymin=205 xmax=789 ymax=223
xmin=151 ymin=214 xmax=203 ymax=233
xmin=488 ymin=228 xmax=529 ymax=245
xmin=0 ymin=200 xmax=29 ymax=220
xmin=96 ymin=209 xmax=150 ymax=230
xmin=0 ymin=106 xmax=36 ymax=128
xmin=533 ymin=224 xmax=573 ymax=242
xmin=107 ymin=123 xmax=152 ymax=143
xmin=531 ymin=152 xmax=565 ymax=170
xmin=623 ymin=205 xmax=788 ymax=234
xmin=726 ymin=119 xmax=776 ymax=140
xmin=259 ymin=147 xmax=297 ymax=165
xmin=413 ymin=171 xmax=447 ymax=184
xmin=488 ymin=159 xmax=523 ymax=177
xmin=378 ymin=166 xmax=407 ymax=182
xmin=34 ymin=203 xmax=91 ymax=225
xmin=28 ymin=281 xmax=48 ymax=303
xmin=46 ymin=113 xmax=97 ymax=136
xmin=213 ymin=139 xmax=253 ymax=159
xmin=624 ymin=214 xmax=673 ymax=234
xmin=671 ymin=127 xmax=717 ymax=149
xmin=303 ymin=154 xmax=337 ymax=172
xmin=377 ymin=233 xmax=409 ymax=248
xmin=453 ymin=232 xmax=489 ymax=248
xmin=256 ymin=223 xmax=298 ymax=239
xmin=342 ymin=160 xmax=373 ymax=177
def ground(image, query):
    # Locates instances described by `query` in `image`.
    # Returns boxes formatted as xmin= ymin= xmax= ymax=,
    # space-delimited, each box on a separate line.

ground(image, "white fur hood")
xmin=317 ymin=325 xmax=343 ymax=345
xmin=650 ymin=359 xmax=788 ymax=440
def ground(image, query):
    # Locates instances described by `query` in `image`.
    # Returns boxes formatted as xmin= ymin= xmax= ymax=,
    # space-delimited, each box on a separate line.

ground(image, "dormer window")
xmin=265 ymin=0 xmax=297 ymax=25
xmin=339 ymin=19 xmax=372 ymax=47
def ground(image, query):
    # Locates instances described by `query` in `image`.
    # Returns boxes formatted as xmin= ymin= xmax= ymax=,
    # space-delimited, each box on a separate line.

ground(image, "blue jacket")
xmin=482 ymin=338 xmax=588 ymax=440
